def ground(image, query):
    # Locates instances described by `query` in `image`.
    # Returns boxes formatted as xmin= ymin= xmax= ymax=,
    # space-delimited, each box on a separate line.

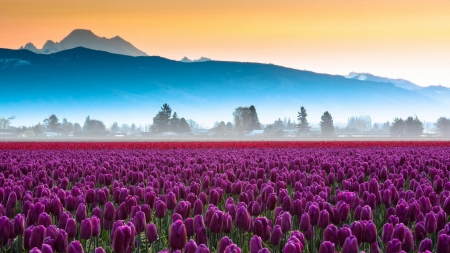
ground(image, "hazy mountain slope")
xmin=414 ymin=85 xmax=450 ymax=106
xmin=0 ymin=48 xmax=447 ymax=126
xmin=19 ymin=29 xmax=147 ymax=57
xmin=346 ymin=72 xmax=421 ymax=90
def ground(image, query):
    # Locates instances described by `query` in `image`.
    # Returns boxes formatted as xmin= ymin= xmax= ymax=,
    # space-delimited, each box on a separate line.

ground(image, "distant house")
xmin=0 ymin=129 xmax=17 ymax=138
xmin=245 ymin=130 xmax=264 ymax=137
xmin=38 ymin=132 xmax=60 ymax=137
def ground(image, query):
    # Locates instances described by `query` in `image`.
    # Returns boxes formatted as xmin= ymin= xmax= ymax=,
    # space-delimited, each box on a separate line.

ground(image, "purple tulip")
xmin=385 ymin=239 xmax=402 ymax=253
xmin=14 ymin=214 xmax=25 ymax=235
xmin=308 ymin=205 xmax=320 ymax=226
xmin=270 ymin=225 xmax=283 ymax=246
xmin=185 ymin=239 xmax=198 ymax=253
xmin=66 ymin=241 xmax=84 ymax=253
xmin=30 ymin=248 xmax=42 ymax=253
xmin=419 ymin=238 xmax=432 ymax=252
xmin=342 ymin=235 xmax=358 ymax=253
xmin=218 ymin=237 xmax=232 ymax=253
xmin=54 ymin=229 xmax=68 ymax=253
xmin=146 ymin=223 xmax=158 ymax=243
xmin=318 ymin=241 xmax=335 ymax=253
xmin=155 ymin=200 xmax=167 ymax=219
xmin=323 ymin=224 xmax=337 ymax=244
xmin=299 ymin=213 xmax=310 ymax=232
xmin=169 ymin=220 xmax=187 ymax=250
xmin=424 ymin=212 xmax=437 ymax=234
xmin=337 ymin=227 xmax=351 ymax=247
xmin=94 ymin=247 xmax=106 ymax=253
xmin=80 ymin=219 xmax=93 ymax=240
xmin=281 ymin=212 xmax=292 ymax=233
xmin=195 ymin=244 xmax=210 ymax=253
xmin=29 ymin=225 xmax=46 ymax=249
xmin=50 ymin=198 xmax=63 ymax=218
xmin=0 ymin=216 xmax=10 ymax=244
xmin=42 ymin=244 xmax=53 ymax=253
xmin=112 ymin=225 xmax=132 ymax=253
xmin=38 ymin=212 xmax=52 ymax=227
xmin=195 ymin=227 xmax=207 ymax=246
xmin=318 ymin=210 xmax=330 ymax=229
xmin=436 ymin=234 xmax=450 ymax=253
xmin=235 ymin=206 xmax=250 ymax=230
xmin=65 ymin=218 xmax=77 ymax=238
xmin=224 ymin=244 xmax=241 ymax=253
xmin=249 ymin=235 xmax=262 ymax=253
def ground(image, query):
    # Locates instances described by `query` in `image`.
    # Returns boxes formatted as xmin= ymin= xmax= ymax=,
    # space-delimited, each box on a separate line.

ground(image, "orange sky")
xmin=2 ymin=0 xmax=450 ymax=87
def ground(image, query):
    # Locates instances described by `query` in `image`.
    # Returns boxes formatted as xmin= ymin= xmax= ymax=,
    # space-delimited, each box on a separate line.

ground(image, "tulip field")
xmin=1 ymin=141 xmax=450 ymax=253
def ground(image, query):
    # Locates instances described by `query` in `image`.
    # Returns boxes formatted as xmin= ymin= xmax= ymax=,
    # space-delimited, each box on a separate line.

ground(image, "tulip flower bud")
xmin=24 ymin=225 xmax=34 ymax=250
xmin=281 ymin=212 xmax=292 ymax=233
xmin=386 ymin=239 xmax=402 ymax=253
xmin=65 ymin=218 xmax=77 ymax=238
xmin=323 ymin=224 xmax=337 ymax=244
xmin=146 ymin=223 xmax=158 ymax=243
xmin=66 ymin=241 xmax=84 ymax=253
xmin=29 ymin=225 xmax=46 ymax=249
xmin=419 ymin=238 xmax=432 ymax=252
xmin=94 ymin=247 xmax=106 ymax=253
xmin=342 ymin=235 xmax=358 ymax=253
xmin=141 ymin=204 xmax=152 ymax=223
xmin=155 ymin=200 xmax=167 ymax=219
xmin=64 ymin=196 xmax=76 ymax=212
xmin=166 ymin=192 xmax=177 ymax=211
xmin=299 ymin=213 xmax=310 ymax=232
xmin=195 ymin=227 xmax=207 ymax=246
xmin=318 ymin=241 xmax=335 ymax=253
xmin=364 ymin=221 xmax=377 ymax=244
xmin=54 ymin=229 xmax=68 ymax=253
xmin=218 ymin=237 xmax=232 ymax=253
xmin=169 ymin=220 xmax=187 ymax=250
xmin=318 ymin=210 xmax=330 ymax=229
xmin=14 ymin=214 xmax=25 ymax=235
xmin=193 ymin=199 xmax=203 ymax=216
xmin=42 ymin=244 xmax=53 ymax=253
xmin=235 ymin=206 xmax=250 ymax=230
xmin=0 ymin=216 xmax=10 ymax=244
xmin=38 ymin=212 xmax=52 ymax=227
xmin=337 ymin=227 xmax=351 ymax=247
xmin=80 ymin=219 xmax=93 ymax=240
xmin=221 ymin=213 xmax=233 ymax=234
xmin=185 ymin=239 xmax=198 ymax=253
xmin=30 ymin=248 xmax=42 ymax=253
xmin=270 ymin=225 xmax=283 ymax=246
xmin=249 ymin=235 xmax=262 ymax=253
xmin=436 ymin=234 xmax=450 ymax=253
xmin=224 ymin=244 xmax=241 ymax=253
xmin=112 ymin=225 xmax=132 ymax=253
xmin=134 ymin=211 xmax=147 ymax=234
xmin=196 ymin=244 xmax=210 ymax=253
xmin=424 ymin=212 xmax=437 ymax=234
xmin=308 ymin=205 xmax=320 ymax=226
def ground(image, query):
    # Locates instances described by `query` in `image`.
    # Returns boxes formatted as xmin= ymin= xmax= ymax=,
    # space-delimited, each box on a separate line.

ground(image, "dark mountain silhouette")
xmin=180 ymin=56 xmax=212 ymax=63
xmin=346 ymin=72 xmax=450 ymax=106
xmin=346 ymin=72 xmax=421 ymax=90
xmin=0 ymin=47 xmax=448 ymax=125
xmin=19 ymin=29 xmax=147 ymax=56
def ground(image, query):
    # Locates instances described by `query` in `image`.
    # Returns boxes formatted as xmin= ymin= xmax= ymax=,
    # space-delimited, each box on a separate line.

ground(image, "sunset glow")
xmin=2 ymin=0 xmax=450 ymax=86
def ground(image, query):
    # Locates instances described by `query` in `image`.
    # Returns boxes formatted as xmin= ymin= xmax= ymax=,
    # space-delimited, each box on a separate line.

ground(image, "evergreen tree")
xmin=297 ymin=106 xmax=310 ymax=132
xmin=151 ymin=103 xmax=172 ymax=133
xmin=436 ymin=117 xmax=450 ymax=136
xmin=44 ymin=114 xmax=60 ymax=132
xmin=390 ymin=116 xmax=423 ymax=136
xmin=390 ymin=118 xmax=405 ymax=136
xmin=111 ymin=122 xmax=120 ymax=133
xmin=169 ymin=112 xmax=180 ymax=132
xmin=178 ymin=118 xmax=191 ymax=133
xmin=249 ymin=105 xmax=261 ymax=130
xmin=320 ymin=111 xmax=335 ymax=137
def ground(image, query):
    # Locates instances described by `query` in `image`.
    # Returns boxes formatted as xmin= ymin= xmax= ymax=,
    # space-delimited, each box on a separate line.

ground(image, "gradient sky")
xmin=2 ymin=0 xmax=450 ymax=87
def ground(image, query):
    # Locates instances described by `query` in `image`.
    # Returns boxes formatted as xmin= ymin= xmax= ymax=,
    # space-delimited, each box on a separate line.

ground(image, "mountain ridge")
xmin=1 ymin=47 xmax=448 ymax=126
xmin=19 ymin=29 xmax=148 ymax=57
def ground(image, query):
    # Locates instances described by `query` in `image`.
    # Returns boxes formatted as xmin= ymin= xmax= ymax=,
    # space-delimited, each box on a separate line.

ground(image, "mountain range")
xmin=347 ymin=72 xmax=450 ymax=107
xmin=1 ymin=46 xmax=449 ymax=127
xmin=19 ymin=29 xmax=147 ymax=57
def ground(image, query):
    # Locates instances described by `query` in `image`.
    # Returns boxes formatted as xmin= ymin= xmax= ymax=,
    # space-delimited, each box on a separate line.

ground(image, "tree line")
xmin=2 ymin=104 xmax=450 ymax=137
